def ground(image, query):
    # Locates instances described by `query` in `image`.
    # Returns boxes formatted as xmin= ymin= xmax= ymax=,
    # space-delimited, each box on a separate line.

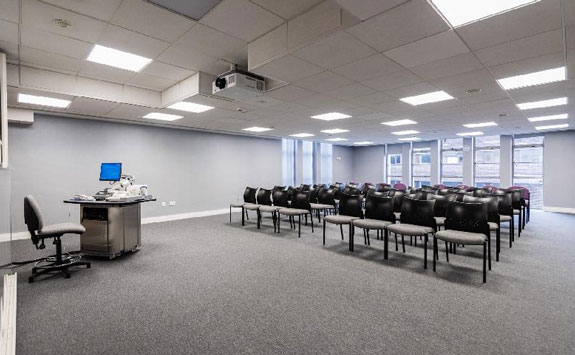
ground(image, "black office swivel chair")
xmin=24 ymin=195 xmax=91 ymax=283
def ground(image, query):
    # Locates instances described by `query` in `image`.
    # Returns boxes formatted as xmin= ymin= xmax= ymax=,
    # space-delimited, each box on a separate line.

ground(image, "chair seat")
xmin=279 ymin=208 xmax=309 ymax=216
xmin=435 ymin=230 xmax=487 ymax=245
xmin=39 ymin=223 xmax=86 ymax=236
xmin=513 ymin=209 xmax=521 ymax=215
xmin=230 ymin=202 xmax=244 ymax=208
xmin=488 ymin=222 xmax=499 ymax=231
xmin=244 ymin=203 xmax=261 ymax=211
xmin=353 ymin=219 xmax=392 ymax=230
xmin=500 ymin=215 xmax=512 ymax=222
xmin=310 ymin=203 xmax=334 ymax=210
xmin=324 ymin=215 xmax=359 ymax=224
xmin=259 ymin=205 xmax=281 ymax=213
xmin=387 ymin=223 xmax=433 ymax=236
xmin=434 ymin=216 xmax=446 ymax=226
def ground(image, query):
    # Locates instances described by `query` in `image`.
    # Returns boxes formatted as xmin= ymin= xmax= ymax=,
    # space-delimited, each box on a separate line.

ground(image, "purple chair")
xmin=433 ymin=184 xmax=447 ymax=189
xmin=393 ymin=182 xmax=407 ymax=191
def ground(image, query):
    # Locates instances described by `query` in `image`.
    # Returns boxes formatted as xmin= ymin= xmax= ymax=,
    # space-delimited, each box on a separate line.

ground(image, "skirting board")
xmin=543 ymin=206 xmax=575 ymax=214
xmin=0 ymin=208 xmax=234 ymax=243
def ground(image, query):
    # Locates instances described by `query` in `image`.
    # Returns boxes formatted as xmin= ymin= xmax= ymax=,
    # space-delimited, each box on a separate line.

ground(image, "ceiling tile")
xmin=42 ymin=0 xmax=122 ymax=21
xmin=332 ymin=54 xmax=404 ymax=82
xmin=0 ymin=0 xmax=19 ymax=23
xmin=346 ymin=0 xmax=449 ymax=51
xmin=266 ymin=85 xmax=317 ymax=101
xmin=251 ymin=54 xmax=323 ymax=83
xmin=97 ymin=25 xmax=170 ymax=59
xmin=79 ymin=62 xmax=137 ymax=85
xmin=293 ymin=30 xmax=376 ymax=69
xmin=21 ymin=28 xmax=94 ymax=60
xmin=127 ymin=72 xmax=177 ymax=91
xmin=409 ymin=52 xmax=484 ymax=81
xmin=200 ymin=0 xmax=284 ymax=42
xmin=176 ymin=23 xmax=246 ymax=59
xmin=334 ymin=0 xmax=408 ymax=21
xmin=111 ymin=0 xmax=195 ymax=42
xmin=347 ymin=92 xmax=396 ymax=106
xmin=293 ymin=71 xmax=354 ymax=92
xmin=432 ymin=69 xmax=497 ymax=92
xmin=383 ymin=30 xmax=469 ymax=68
xmin=362 ymin=70 xmax=422 ymax=91
xmin=0 ymin=19 xmax=19 ymax=60
xmin=488 ymin=51 xmax=565 ymax=79
xmin=251 ymin=0 xmax=323 ymax=20
xmin=157 ymin=44 xmax=218 ymax=71
xmin=67 ymin=97 xmax=121 ymax=116
xmin=141 ymin=62 xmax=195 ymax=82
xmin=20 ymin=46 xmax=83 ymax=75
xmin=455 ymin=0 xmax=562 ymax=50
xmin=22 ymin=0 xmax=107 ymax=43
xmin=107 ymin=104 xmax=155 ymax=119
xmin=325 ymin=83 xmax=378 ymax=100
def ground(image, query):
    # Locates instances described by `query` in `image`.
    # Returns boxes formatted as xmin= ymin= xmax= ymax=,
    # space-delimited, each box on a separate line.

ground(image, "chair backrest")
xmin=286 ymin=186 xmax=296 ymax=201
xmin=508 ymin=185 xmax=530 ymax=199
xmin=343 ymin=186 xmax=361 ymax=196
xmin=272 ymin=190 xmax=289 ymax=208
xmin=509 ymin=189 xmax=523 ymax=209
xmin=489 ymin=191 xmax=513 ymax=216
xmin=437 ymin=188 xmax=450 ymax=195
xmin=299 ymin=184 xmax=311 ymax=191
xmin=473 ymin=188 xmax=487 ymax=197
xmin=291 ymin=191 xmax=311 ymax=211
xmin=243 ymin=187 xmax=257 ymax=204
xmin=376 ymin=183 xmax=391 ymax=192
xmin=393 ymin=182 xmax=407 ymax=191
xmin=256 ymin=189 xmax=272 ymax=206
xmin=427 ymin=194 xmax=456 ymax=217
xmin=332 ymin=186 xmax=343 ymax=200
xmin=338 ymin=193 xmax=364 ymax=218
xmin=364 ymin=195 xmax=395 ymax=222
xmin=399 ymin=198 xmax=436 ymax=230
xmin=463 ymin=195 xmax=500 ymax=223
xmin=24 ymin=195 xmax=43 ymax=244
xmin=362 ymin=183 xmax=376 ymax=196
xmin=445 ymin=201 xmax=490 ymax=236
xmin=389 ymin=190 xmax=406 ymax=212
xmin=318 ymin=188 xmax=336 ymax=206
xmin=453 ymin=191 xmax=472 ymax=202
xmin=309 ymin=186 xmax=321 ymax=203
xmin=272 ymin=185 xmax=286 ymax=194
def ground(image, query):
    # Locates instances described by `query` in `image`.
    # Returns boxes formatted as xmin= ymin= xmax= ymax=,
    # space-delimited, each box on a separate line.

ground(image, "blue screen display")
xmin=99 ymin=163 xmax=122 ymax=181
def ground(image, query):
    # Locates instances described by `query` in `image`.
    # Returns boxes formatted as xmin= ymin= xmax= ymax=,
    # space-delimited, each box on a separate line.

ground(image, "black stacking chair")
xmin=310 ymin=188 xmax=337 ymax=222
xmin=272 ymin=185 xmax=286 ymax=194
xmin=261 ymin=190 xmax=290 ymax=233
xmin=389 ymin=189 xmax=406 ymax=221
xmin=286 ymin=186 xmax=296 ymax=203
xmin=434 ymin=202 xmax=491 ymax=283
xmin=230 ymin=186 xmax=257 ymax=224
xmin=353 ymin=195 xmax=396 ymax=259
xmin=387 ymin=198 xmax=437 ymax=268
xmin=490 ymin=191 xmax=515 ymax=248
xmin=248 ymin=188 xmax=273 ymax=230
xmin=278 ymin=191 xmax=314 ymax=238
xmin=427 ymin=194 xmax=457 ymax=230
xmin=343 ymin=186 xmax=361 ymax=196
xmin=24 ymin=195 xmax=91 ymax=283
xmin=464 ymin=196 xmax=498 ymax=264
xmin=510 ymin=190 xmax=523 ymax=237
xmin=323 ymin=194 xmax=363 ymax=251
xmin=299 ymin=184 xmax=311 ymax=191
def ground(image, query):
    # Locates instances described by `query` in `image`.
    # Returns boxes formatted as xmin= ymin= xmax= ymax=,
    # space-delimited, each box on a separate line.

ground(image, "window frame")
xmin=474 ymin=136 xmax=501 ymax=187
xmin=440 ymin=138 xmax=464 ymax=186
xmin=387 ymin=153 xmax=402 ymax=185
xmin=412 ymin=147 xmax=431 ymax=188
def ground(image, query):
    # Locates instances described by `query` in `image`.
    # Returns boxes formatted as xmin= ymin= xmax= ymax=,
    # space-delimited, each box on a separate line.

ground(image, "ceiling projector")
xmin=212 ymin=69 xmax=266 ymax=101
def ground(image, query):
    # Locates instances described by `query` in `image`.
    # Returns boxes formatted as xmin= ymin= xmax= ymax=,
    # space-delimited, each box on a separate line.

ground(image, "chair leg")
xmin=241 ymin=207 xmax=245 ymax=226
xmin=363 ymin=229 xmax=367 ymax=245
xmin=257 ymin=209 xmax=261 ymax=229
xmin=305 ymin=214 xmax=308 ymax=226
xmin=510 ymin=219 xmax=514 ymax=246
xmin=384 ymin=229 xmax=388 ymax=260
xmin=487 ymin=232 xmax=491 ymax=270
xmin=229 ymin=206 xmax=232 ymax=223
xmin=433 ymin=236 xmax=437 ymax=271
xmin=483 ymin=242 xmax=487 ymax=283
xmin=349 ymin=224 xmax=354 ymax=252
xmin=298 ymin=215 xmax=301 ymax=238
xmin=445 ymin=241 xmax=449 ymax=262
xmin=367 ymin=229 xmax=370 ymax=246
xmin=322 ymin=219 xmax=326 ymax=245
xmin=340 ymin=224 xmax=344 ymax=240
xmin=310 ymin=213 xmax=314 ymax=233
xmin=246 ymin=210 xmax=249 ymax=221
xmin=395 ymin=233 xmax=398 ymax=251
xmin=401 ymin=235 xmax=405 ymax=253
xmin=277 ymin=213 xmax=281 ymax=233
xmin=272 ymin=212 xmax=277 ymax=233
xmin=518 ymin=211 xmax=522 ymax=237
xmin=496 ymin=227 xmax=500 ymax=262
xmin=424 ymin=234 xmax=428 ymax=269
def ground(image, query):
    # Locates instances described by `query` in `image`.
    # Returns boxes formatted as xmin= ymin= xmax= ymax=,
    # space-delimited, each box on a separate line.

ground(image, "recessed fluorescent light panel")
xmin=517 ymin=97 xmax=567 ymax=110
xmin=87 ymin=45 xmax=152 ymax=72
xmin=463 ymin=122 xmax=498 ymax=128
xmin=168 ymin=102 xmax=214 ymax=113
xmin=535 ymin=124 xmax=569 ymax=131
xmin=290 ymin=133 xmax=315 ymax=138
xmin=381 ymin=119 xmax=417 ymax=126
xmin=457 ymin=131 xmax=484 ymax=136
xmin=325 ymin=138 xmax=348 ymax=142
xmin=17 ymin=93 xmax=71 ymax=108
xmin=527 ymin=114 xmax=568 ymax=122
xmin=392 ymin=130 xmax=420 ymax=135
xmin=143 ymin=113 xmax=183 ymax=121
xmin=242 ymin=127 xmax=273 ymax=132
xmin=321 ymin=128 xmax=349 ymax=134
xmin=497 ymin=67 xmax=566 ymax=90
xmin=398 ymin=137 xmax=421 ymax=141
xmin=399 ymin=91 xmax=454 ymax=106
xmin=354 ymin=141 xmax=374 ymax=146
xmin=430 ymin=0 xmax=540 ymax=28
xmin=310 ymin=112 xmax=351 ymax=121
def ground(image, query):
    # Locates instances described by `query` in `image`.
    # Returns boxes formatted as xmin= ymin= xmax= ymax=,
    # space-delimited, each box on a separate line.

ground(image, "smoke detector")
xmin=53 ymin=19 xmax=72 ymax=28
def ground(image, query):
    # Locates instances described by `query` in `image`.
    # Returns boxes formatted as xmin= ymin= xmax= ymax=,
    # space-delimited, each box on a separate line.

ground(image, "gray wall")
xmin=3 ymin=114 xmax=282 ymax=234
xmin=332 ymin=145 xmax=353 ymax=183
xmin=0 ymin=168 xmax=10 ymax=265
xmin=543 ymin=130 xmax=575 ymax=210
xmin=351 ymin=146 xmax=385 ymax=183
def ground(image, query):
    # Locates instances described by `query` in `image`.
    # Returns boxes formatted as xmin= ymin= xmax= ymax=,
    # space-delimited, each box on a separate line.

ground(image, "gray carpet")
xmin=10 ymin=211 xmax=575 ymax=355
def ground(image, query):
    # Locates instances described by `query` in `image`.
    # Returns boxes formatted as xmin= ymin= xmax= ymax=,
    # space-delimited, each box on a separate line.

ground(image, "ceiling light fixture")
xmin=535 ymin=123 xmax=569 ymax=131
xmin=457 ymin=131 xmax=484 ymax=136
xmin=463 ymin=122 xmax=498 ymax=128
xmin=325 ymin=138 xmax=349 ymax=142
xmin=310 ymin=112 xmax=351 ymax=121
xmin=168 ymin=101 xmax=214 ymax=113
xmin=399 ymin=91 xmax=454 ymax=106
xmin=353 ymin=141 xmax=374 ymax=146
xmin=497 ymin=67 xmax=566 ymax=90
xmin=321 ymin=128 xmax=350 ymax=134
xmin=143 ymin=112 xmax=183 ymax=121
xmin=527 ymin=114 xmax=568 ymax=122
xmin=290 ymin=133 xmax=315 ymax=138
xmin=516 ymin=97 xmax=567 ymax=110
xmin=242 ymin=127 xmax=273 ymax=132
xmin=87 ymin=45 xmax=152 ymax=72
xmin=17 ymin=93 xmax=71 ymax=108
xmin=381 ymin=119 xmax=417 ymax=126
xmin=398 ymin=137 xmax=421 ymax=141
xmin=429 ymin=0 xmax=540 ymax=28
xmin=392 ymin=130 xmax=419 ymax=135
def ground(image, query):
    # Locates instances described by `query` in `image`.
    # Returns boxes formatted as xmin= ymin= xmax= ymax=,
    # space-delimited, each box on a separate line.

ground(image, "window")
xmin=387 ymin=154 xmax=402 ymax=185
xmin=412 ymin=147 xmax=431 ymax=188
xmin=441 ymin=138 xmax=463 ymax=187
xmin=474 ymin=135 xmax=500 ymax=187
xmin=282 ymin=139 xmax=296 ymax=186
xmin=513 ymin=135 xmax=544 ymax=209
xmin=302 ymin=141 xmax=314 ymax=185
xmin=320 ymin=143 xmax=333 ymax=185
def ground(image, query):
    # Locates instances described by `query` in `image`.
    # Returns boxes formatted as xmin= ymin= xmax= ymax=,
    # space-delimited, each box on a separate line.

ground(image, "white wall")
xmin=352 ymin=146 xmax=385 ymax=183
xmin=543 ymin=130 xmax=575 ymax=212
xmin=332 ymin=145 xmax=353 ymax=183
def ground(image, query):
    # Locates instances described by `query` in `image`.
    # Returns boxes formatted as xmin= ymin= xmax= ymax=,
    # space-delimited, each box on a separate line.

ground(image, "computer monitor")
xmin=99 ymin=163 xmax=122 ymax=181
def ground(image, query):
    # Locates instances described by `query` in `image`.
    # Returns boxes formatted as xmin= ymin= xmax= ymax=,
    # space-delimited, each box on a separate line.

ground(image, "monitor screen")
xmin=99 ymin=163 xmax=122 ymax=181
